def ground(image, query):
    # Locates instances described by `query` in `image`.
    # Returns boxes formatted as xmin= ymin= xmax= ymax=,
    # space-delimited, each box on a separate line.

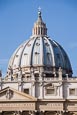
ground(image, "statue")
xmin=0 ymin=70 xmax=2 ymax=77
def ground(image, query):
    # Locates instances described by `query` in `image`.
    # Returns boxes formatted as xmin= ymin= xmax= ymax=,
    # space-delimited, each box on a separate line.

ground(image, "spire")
xmin=32 ymin=8 xmax=47 ymax=37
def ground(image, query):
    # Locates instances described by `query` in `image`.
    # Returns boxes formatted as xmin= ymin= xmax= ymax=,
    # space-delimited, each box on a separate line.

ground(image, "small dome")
xmin=7 ymin=10 xmax=72 ymax=78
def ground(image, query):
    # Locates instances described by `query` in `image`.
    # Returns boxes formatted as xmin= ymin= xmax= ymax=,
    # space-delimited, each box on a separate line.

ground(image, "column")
xmin=58 ymin=67 xmax=62 ymax=80
xmin=31 ymin=72 xmax=35 ymax=97
xmin=7 ymin=67 xmax=13 ymax=81
xmin=18 ymin=70 xmax=23 ymax=92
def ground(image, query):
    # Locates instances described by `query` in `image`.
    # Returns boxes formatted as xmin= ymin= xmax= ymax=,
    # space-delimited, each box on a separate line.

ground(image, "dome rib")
xmin=53 ymin=40 xmax=65 ymax=68
xmin=59 ymin=44 xmax=72 ymax=71
xmin=39 ymin=37 xmax=44 ymax=65
xmin=7 ymin=36 xmax=72 ymax=76
xmin=30 ymin=37 xmax=38 ymax=66
xmin=8 ymin=42 xmax=25 ymax=69
xmin=19 ymin=39 xmax=32 ymax=67
xmin=46 ymin=37 xmax=55 ymax=67
xmin=29 ymin=37 xmax=37 ymax=66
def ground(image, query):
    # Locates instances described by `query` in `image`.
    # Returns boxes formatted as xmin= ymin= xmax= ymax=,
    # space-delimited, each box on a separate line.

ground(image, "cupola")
xmin=32 ymin=9 xmax=47 ymax=37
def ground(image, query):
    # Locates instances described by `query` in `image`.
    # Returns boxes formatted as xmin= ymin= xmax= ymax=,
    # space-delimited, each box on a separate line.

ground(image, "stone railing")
xmin=44 ymin=77 xmax=59 ymax=81
xmin=63 ymin=77 xmax=77 ymax=81
xmin=22 ymin=77 xmax=31 ymax=81
xmin=1 ymin=76 xmax=77 ymax=82
xmin=44 ymin=77 xmax=77 ymax=81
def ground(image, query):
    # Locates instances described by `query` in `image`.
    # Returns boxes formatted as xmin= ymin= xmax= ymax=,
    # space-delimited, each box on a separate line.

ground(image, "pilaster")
xmin=31 ymin=72 xmax=35 ymax=97
xmin=39 ymin=73 xmax=43 ymax=99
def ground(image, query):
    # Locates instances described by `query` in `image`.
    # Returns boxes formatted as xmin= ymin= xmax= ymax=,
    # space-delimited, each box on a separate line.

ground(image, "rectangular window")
xmin=69 ymin=88 xmax=75 ymax=96
xmin=24 ymin=89 xmax=29 ymax=94
xmin=46 ymin=88 xmax=55 ymax=95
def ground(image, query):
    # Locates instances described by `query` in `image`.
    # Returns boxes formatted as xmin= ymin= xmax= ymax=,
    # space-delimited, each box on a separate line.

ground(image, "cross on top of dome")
xmin=38 ymin=7 xmax=41 ymax=17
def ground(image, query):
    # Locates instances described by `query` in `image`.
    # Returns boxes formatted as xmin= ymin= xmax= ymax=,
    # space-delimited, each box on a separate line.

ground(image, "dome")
xmin=7 ymin=10 xmax=72 ymax=78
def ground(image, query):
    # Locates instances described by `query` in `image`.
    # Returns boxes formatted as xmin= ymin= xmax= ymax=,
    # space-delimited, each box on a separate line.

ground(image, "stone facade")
xmin=0 ymin=76 xmax=77 ymax=115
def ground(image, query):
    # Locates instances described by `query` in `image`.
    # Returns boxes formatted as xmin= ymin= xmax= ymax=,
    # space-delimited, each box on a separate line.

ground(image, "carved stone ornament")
xmin=32 ymin=82 xmax=35 ymax=86
xmin=44 ymin=83 xmax=54 ymax=87
xmin=29 ymin=111 xmax=35 ymax=115
xmin=6 ymin=89 xmax=13 ymax=99
xmin=18 ymin=81 xmax=22 ymax=86
xmin=8 ymin=66 xmax=13 ymax=75
xmin=53 ymin=82 xmax=62 ymax=87
xmin=39 ymin=82 xmax=43 ymax=86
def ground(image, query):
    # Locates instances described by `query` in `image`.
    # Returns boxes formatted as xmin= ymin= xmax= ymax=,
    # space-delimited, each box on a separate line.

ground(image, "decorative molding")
xmin=39 ymin=82 xmax=43 ymax=86
xmin=32 ymin=82 xmax=35 ymax=86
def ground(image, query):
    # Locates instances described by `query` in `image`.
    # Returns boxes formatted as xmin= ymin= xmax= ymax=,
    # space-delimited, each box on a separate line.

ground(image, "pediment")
xmin=0 ymin=87 xmax=37 ymax=101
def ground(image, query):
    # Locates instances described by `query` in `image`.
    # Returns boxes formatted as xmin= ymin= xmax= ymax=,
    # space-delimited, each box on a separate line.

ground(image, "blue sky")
xmin=0 ymin=0 xmax=77 ymax=76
